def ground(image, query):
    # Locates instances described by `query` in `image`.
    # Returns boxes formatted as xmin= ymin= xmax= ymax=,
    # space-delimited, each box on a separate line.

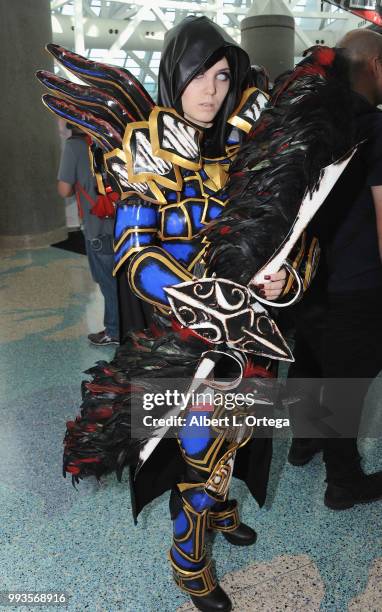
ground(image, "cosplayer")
xmin=37 ymin=18 xmax=356 ymax=612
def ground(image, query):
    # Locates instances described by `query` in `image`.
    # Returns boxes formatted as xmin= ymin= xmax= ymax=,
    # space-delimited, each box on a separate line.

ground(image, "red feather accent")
xmin=150 ymin=323 xmax=165 ymax=338
xmin=66 ymin=465 xmax=80 ymax=474
xmin=102 ymin=367 xmax=114 ymax=376
xmin=85 ymin=382 xmax=126 ymax=394
xmin=243 ymin=362 xmax=275 ymax=379
xmin=83 ymin=424 xmax=99 ymax=432
xmin=171 ymin=319 xmax=212 ymax=345
xmin=89 ymin=406 xmax=114 ymax=420
xmin=313 ymin=46 xmax=336 ymax=66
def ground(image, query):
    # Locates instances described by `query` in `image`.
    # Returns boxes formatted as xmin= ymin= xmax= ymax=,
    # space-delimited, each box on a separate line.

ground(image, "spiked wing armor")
xmin=37 ymin=45 xmax=271 ymax=311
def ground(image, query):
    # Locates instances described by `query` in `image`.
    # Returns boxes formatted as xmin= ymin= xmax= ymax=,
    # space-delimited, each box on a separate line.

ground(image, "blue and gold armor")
xmin=111 ymin=90 xmax=268 ymax=311
xmin=107 ymin=90 xmax=269 ymax=596
xmin=39 ymin=20 xmax=323 ymax=610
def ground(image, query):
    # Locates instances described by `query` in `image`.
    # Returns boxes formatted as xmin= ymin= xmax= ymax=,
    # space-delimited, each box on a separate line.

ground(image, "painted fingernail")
xmin=259 ymin=289 xmax=266 ymax=296
xmin=256 ymin=284 xmax=264 ymax=289
xmin=264 ymin=275 xmax=271 ymax=280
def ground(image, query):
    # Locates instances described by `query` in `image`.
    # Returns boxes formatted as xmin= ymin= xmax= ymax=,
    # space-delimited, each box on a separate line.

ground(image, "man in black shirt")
xmin=288 ymin=29 xmax=382 ymax=509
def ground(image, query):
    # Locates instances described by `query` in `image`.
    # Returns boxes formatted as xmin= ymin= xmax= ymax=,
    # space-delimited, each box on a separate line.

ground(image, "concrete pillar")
xmin=241 ymin=0 xmax=295 ymax=83
xmin=0 ymin=0 xmax=67 ymax=249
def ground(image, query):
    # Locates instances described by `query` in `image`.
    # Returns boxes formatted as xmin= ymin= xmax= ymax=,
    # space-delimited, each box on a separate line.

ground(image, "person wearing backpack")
xmin=57 ymin=124 xmax=119 ymax=345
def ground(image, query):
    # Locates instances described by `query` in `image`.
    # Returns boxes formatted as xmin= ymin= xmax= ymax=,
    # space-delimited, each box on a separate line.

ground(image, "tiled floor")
xmin=1 ymin=246 xmax=381 ymax=612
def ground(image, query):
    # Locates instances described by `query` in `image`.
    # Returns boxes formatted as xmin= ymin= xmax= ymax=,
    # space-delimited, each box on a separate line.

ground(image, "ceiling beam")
xmin=295 ymin=24 xmax=315 ymax=49
xmin=51 ymin=0 xmax=70 ymax=10
xmin=74 ymin=0 xmax=86 ymax=54
xmin=106 ymin=5 xmax=150 ymax=56
xmin=51 ymin=0 xmax=350 ymax=21
xmin=128 ymin=50 xmax=157 ymax=80
xmin=150 ymin=6 xmax=173 ymax=30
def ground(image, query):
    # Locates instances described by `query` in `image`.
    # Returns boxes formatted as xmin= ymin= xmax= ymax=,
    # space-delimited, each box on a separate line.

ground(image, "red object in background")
xmin=90 ymin=190 xmax=118 ymax=218
xmin=75 ymin=182 xmax=117 ymax=218
xmin=323 ymin=0 xmax=382 ymax=26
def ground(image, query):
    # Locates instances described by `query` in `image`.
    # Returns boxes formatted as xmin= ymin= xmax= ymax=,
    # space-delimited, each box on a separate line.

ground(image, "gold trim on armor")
xmin=227 ymin=114 xmax=254 ymax=134
xmin=177 ymin=482 xmax=205 ymax=493
xmin=104 ymin=148 xmax=167 ymax=205
xmin=119 ymin=183 xmax=166 ymax=204
xmin=182 ymin=171 xmax=229 ymax=200
xmin=149 ymin=107 xmax=203 ymax=171
xmin=203 ymin=162 xmax=230 ymax=191
xmin=42 ymin=101 xmax=107 ymax=150
xmin=159 ymin=201 xmax=198 ymax=241
xmin=171 ymin=538 xmax=206 ymax=565
xmin=200 ymin=199 xmax=226 ymax=226
xmin=187 ymin=245 xmax=206 ymax=273
xmin=169 ymin=555 xmax=216 ymax=596
xmin=127 ymin=249 xmax=193 ymax=309
xmin=227 ymin=87 xmax=269 ymax=134
xmin=52 ymin=63 xmax=145 ymax=120
xmin=114 ymin=227 xmax=157 ymax=254
xmin=178 ymin=484 xmax=220 ymax=514
xmin=207 ymin=504 xmax=240 ymax=532
xmin=303 ymin=237 xmax=320 ymax=290
xmin=177 ymin=434 xmax=226 ymax=474
xmin=225 ymin=143 xmax=241 ymax=158
xmin=282 ymin=232 xmax=306 ymax=297
xmin=172 ymin=505 xmax=194 ymax=544
xmin=122 ymin=121 xmax=184 ymax=190
xmin=172 ymin=506 xmax=207 ymax=562
xmin=113 ymin=245 xmax=149 ymax=277
xmin=205 ymin=452 xmax=234 ymax=501
xmin=203 ymin=433 xmax=253 ymax=498
xmin=186 ymin=173 xmax=209 ymax=199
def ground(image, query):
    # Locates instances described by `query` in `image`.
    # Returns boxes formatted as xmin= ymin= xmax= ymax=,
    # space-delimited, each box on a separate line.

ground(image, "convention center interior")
xmin=2 ymin=0 xmax=382 ymax=610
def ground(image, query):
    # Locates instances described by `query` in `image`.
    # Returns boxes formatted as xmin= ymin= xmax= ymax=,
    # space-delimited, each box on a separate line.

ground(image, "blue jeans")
xmin=86 ymin=235 xmax=119 ymax=338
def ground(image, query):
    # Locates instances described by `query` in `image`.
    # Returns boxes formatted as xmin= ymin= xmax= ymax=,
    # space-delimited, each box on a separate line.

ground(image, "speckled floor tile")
xmin=349 ymin=558 xmax=382 ymax=611
xmin=1 ymin=247 xmax=382 ymax=612
xmin=177 ymin=554 xmax=325 ymax=611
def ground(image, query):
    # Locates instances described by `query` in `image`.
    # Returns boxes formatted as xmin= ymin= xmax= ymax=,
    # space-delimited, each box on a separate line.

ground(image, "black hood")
xmin=158 ymin=16 xmax=250 ymax=154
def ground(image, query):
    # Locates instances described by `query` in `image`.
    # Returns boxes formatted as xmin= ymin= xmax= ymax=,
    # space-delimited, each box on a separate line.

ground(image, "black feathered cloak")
xmin=72 ymin=321 xmax=274 ymax=522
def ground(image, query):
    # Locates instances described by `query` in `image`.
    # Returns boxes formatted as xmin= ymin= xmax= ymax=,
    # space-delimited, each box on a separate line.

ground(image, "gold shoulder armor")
xmin=227 ymin=87 xmax=269 ymax=134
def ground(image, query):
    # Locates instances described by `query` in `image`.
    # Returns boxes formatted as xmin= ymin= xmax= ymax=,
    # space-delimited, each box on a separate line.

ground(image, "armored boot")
xmin=208 ymin=499 xmax=257 ymax=546
xmin=169 ymin=486 xmax=232 ymax=612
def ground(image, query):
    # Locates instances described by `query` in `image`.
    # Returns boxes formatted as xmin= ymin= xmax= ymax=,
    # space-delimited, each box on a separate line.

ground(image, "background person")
xmin=57 ymin=124 xmax=119 ymax=345
xmin=288 ymin=29 xmax=382 ymax=510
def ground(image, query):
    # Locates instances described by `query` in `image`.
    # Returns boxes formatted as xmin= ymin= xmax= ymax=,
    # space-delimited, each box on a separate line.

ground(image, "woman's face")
xmin=181 ymin=57 xmax=231 ymax=128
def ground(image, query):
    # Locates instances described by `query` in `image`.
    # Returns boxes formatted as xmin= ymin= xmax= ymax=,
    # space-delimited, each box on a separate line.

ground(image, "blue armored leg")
xmin=169 ymin=407 xmax=257 ymax=610
xmin=169 ymin=484 xmax=217 ymax=597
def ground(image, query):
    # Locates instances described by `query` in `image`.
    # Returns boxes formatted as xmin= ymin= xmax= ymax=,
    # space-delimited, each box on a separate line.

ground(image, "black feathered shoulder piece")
xmin=205 ymin=46 xmax=356 ymax=285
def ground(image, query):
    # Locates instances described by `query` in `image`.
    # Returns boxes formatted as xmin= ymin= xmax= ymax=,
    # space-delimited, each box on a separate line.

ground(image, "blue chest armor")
xmin=111 ymin=90 xmax=268 ymax=310
xmin=114 ymin=161 xmax=232 ymax=309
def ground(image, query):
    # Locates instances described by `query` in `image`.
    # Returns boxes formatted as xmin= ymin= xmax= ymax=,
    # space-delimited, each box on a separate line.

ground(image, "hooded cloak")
xmin=158 ymin=16 xmax=251 ymax=153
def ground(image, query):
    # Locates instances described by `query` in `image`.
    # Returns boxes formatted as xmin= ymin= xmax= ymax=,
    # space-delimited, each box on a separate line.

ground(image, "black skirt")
xmin=117 ymin=268 xmax=154 ymax=343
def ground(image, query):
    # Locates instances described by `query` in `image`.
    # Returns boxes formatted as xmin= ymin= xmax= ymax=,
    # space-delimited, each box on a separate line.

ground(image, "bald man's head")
xmin=336 ymin=29 xmax=382 ymax=105
xmin=337 ymin=29 xmax=382 ymax=64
